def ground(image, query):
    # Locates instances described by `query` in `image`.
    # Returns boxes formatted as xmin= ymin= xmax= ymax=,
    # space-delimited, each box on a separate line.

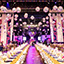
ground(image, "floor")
xmin=26 ymin=46 xmax=43 ymax=64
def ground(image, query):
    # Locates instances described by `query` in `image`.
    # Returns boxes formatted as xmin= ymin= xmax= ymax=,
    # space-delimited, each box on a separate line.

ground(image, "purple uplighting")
xmin=0 ymin=2 xmax=64 ymax=64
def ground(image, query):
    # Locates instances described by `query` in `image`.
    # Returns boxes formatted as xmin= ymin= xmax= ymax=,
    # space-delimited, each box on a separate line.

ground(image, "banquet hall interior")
xmin=0 ymin=1 xmax=64 ymax=64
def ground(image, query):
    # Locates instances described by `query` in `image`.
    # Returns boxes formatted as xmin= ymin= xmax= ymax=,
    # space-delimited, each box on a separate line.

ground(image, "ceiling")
xmin=0 ymin=0 xmax=64 ymax=2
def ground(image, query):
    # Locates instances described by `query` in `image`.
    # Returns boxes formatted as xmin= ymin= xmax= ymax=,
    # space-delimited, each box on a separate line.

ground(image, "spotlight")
xmin=6 ymin=2 xmax=10 ymax=9
xmin=55 ymin=2 xmax=57 ymax=4
xmin=31 ymin=37 xmax=34 ymax=39
xmin=38 ymin=36 xmax=41 ymax=40
xmin=23 ymin=37 xmax=26 ymax=41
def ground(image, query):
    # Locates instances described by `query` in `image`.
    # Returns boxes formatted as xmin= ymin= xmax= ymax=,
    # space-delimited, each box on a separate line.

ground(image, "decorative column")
xmin=50 ymin=15 xmax=54 ymax=42
xmin=62 ymin=14 xmax=64 ymax=41
xmin=10 ymin=14 xmax=14 ymax=41
xmin=56 ymin=14 xmax=63 ymax=42
xmin=1 ymin=14 xmax=7 ymax=46
xmin=0 ymin=17 xmax=2 ymax=42
xmin=52 ymin=14 xmax=57 ymax=42
xmin=1 ymin=15 xmax=4 ymax=42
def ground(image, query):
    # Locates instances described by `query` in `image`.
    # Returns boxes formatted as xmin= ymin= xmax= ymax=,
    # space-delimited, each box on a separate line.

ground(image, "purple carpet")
xmin=26 ymin=46 xmax=43 ymax=64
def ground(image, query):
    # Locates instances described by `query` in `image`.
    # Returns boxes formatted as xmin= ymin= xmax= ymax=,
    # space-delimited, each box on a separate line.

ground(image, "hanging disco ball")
xmin=16 ymin=22 xmax=18 ymax=25
xmin=14 ymin=18 xmax=17 ymax=21
xmin=24 ymin=13 xmax=28 ymax=18
xmin=37 ymin=27 xmax=39 ymax=30
xmin=43 ymin=29 xmax=45 ymax=31
xmin=35 ymin=6 xmax=40 ymax=12
xmin=61 ymin=17 xmax=63 ymax=20
xmin=3 ymin=7 xmax=7 ymax=12
xmin=5 ymin=18 xmax=9 ymax=21
xmin=16 ymin=7 xmax=21 ymax=13
xmin=7 ymin=14 xmax=11 ymax=18
xmin=48 ymin=13 xmax=51 ymax=16
xmin=19 ymin=18 xmax=22 ymax=21
xmin=47 ymin=29 xmax=49 ymax=31
xmin=52 ymin=13 xmax=55 ymax=16
xmin=43 ymin=7 xmax=49 ymax=13
xmin=4 ymin=7 xmax=7 ymax=12
xmin=1 ymin=6 xmax=7 ymax=12
xmin=12 ymin=7 xmax=17 ymax=12
xmin=23 ymin=22 xmax=27 ymax=25
xmin=46 ymin=21 xmax=49 ymax=24
xmin=30 ymin=22 xmax=33 ymax=25
xmin=53 ymin=5 xmax=58 ymax=10
xmin=15 ymin=14 xmax=18 ymax=18
xmin=46 ymin=16 xmax=49 ymax=20
xmin=58 ymin=6 xmax=63 ymax=12
xmin=43 ymin=18 xmax=45 ymax=22
xmin=38 ymin=22 xmax=42 ymax=26
xmin=20 ymin=24 xmax=22 ymax=26
xmin=20 ymin=29 xmax=22 ymax=31
xmin=30 ymin=15 xmax=35 ymax=20
xmin=1 ymin=6 xmax=5 ymax=10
